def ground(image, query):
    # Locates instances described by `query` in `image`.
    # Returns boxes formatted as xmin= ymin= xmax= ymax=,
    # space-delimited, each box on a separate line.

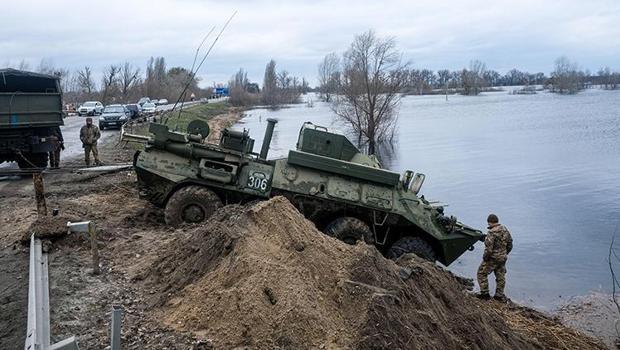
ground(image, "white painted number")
xmin=248 ymin=173 xmax=269 ymax=192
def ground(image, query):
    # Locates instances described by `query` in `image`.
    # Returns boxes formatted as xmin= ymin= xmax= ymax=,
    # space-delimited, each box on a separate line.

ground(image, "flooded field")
xmin=236 ymin=89 xmax=620 ymax=309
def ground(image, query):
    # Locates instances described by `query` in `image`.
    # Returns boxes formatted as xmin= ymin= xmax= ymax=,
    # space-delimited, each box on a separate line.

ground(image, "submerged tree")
xmin=330 ymin=30 xmax=408 ymax=155
xmin=317 ymin=53 xmax=340 ymax=102
xmin=550 ymin=56 xmax=583 ymax=94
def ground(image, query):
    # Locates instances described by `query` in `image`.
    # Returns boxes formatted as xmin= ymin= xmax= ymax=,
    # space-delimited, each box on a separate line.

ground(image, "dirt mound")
xmin=147 ymin=197 xmax=604 ymax=350
xmin=20 ymin=214 xmax=80 ymax=242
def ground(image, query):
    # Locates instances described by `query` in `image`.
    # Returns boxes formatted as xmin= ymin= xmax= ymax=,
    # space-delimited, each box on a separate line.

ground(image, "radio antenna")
xmin=170 ymin=10 xmax=237 ymax=126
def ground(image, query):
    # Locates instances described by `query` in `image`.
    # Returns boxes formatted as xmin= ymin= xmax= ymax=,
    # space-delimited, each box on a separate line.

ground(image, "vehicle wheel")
xmin=164 ymin=186 xmax=222 ymax=226
xmin=99 ymin=124 xmax=105 ymax=130
xmin=17 ymin=153 xmax=48 ymax=169
xmin=324 ymin=217 xmax=374 ymax=245
xmin=387 ymin=236 xmax=437 ymax=262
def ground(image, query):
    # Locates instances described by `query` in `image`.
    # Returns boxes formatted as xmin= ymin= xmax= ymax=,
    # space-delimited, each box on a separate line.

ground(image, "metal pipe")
xmin=110 ymin=306 xmax=122 ymax=350
xmin=259 ymin=118 xmax=278 ymax=160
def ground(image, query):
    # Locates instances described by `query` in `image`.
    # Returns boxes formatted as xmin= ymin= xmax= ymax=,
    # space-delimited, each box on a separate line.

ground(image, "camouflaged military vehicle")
xmin=0 ymin=69 xmax=64 ymax=168
xmin=130 ymin=118 xmax=484 ymax=265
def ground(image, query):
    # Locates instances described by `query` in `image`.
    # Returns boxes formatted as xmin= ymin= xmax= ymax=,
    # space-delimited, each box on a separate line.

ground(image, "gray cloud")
xmin=2 ymin=0 xmax=619 ymax=86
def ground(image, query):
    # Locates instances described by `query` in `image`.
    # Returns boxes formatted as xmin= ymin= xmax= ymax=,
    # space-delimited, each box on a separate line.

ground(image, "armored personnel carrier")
xmin=131 ymin=119 xmax=484 ymax=265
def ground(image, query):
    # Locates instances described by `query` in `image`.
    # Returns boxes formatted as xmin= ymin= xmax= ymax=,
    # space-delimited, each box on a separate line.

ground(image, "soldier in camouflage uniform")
xmin=80 ymin=117 xmax=102 ymax=166
xmin=48 ymin=126 xmax=64 ymax=168
xmin=477 ymin=214 xmax=513 ymax=301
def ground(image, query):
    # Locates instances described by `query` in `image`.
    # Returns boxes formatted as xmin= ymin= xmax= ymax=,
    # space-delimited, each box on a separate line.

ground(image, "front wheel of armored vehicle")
xmin=387 ymin=236 xmax=437 ymax=262
xmin=164 ymin=186 xmax=222 ymax=226
xmin=324 ymin=217 xmax=374 ymax=245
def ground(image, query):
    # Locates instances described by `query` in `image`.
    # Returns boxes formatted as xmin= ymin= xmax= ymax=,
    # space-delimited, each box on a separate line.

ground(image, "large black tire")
xmin=17 ymin=153 xmax=48 ymax=169
xmin=387 ymin=236 xmax=437 ymax=262
xmin=324 ymin=217 xmax=374 ymax=245
xmin=164 ymin=186 xmax=222 ymax=226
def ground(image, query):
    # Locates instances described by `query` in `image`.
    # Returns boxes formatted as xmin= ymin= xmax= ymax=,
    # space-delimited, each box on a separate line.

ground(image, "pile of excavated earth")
xmin=144 ymin=196 xmax=606 ymax=350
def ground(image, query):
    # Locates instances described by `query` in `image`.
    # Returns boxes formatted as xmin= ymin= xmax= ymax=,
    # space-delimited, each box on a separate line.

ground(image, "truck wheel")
xmin=17 ymin=153 xmax=48 ymax=169
xmin=387 ymin=236 xmax=437 ymax=262
xmin=324 ymin=217 xmax=374 ymax=245
xmin=164 ymin=186 xmax=222 ymax=226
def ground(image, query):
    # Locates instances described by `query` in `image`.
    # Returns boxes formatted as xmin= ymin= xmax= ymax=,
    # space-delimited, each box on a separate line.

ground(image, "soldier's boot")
xmin=493 ymin=294 xmax=508 ymax=302
xmin=476 ymin=292 xmax=491 ymax=300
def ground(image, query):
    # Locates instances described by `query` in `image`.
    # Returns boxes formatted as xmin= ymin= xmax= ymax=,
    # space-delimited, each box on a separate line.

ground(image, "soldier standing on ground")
xmin=80 ymin=117 xmax=102 ymax=166
xmin=477 ymin=214 xmax=513 ymax=301
xmin=48 ymin=126 xmax=64 ymax=168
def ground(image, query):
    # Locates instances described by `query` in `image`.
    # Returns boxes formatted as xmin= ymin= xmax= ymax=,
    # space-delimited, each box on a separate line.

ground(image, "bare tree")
xmin=262 ymin=59 xmax=278 ymax=106
xmin=17 ymin=59 xmax=30 ymax=71
xmin=120 ymin=62 xmax=140 ymax=102
xmin=331 ymin=30 xmax=408 ymax=155
xmin=461 ymin=60 xmax=487 ymax=95
xmin=229 ymin=68 xmax=260 ymax=106
xmin=77 ymin=66 xmax=96 ymax=97
xmin=550 ymin=56 xmax=583 ymax=94
xmin=101 ymin=64 xmax=121 ymax=104
xmin=317 ymin=53 xmax=340 ymax=102
xmin=598 ymin=66 xmax=619 ymax=90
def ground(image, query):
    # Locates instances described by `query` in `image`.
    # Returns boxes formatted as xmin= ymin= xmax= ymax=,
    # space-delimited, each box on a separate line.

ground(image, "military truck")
xmin=130 ymin=119 xmax=484 ymax=265
xmin=0 ymin=69 xmax=64 ymax=168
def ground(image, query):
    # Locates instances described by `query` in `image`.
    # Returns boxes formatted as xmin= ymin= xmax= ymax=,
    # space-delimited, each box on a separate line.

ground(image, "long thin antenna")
xmin=170 ymin=10 xmax=238 ymax=123
xmin=177 ymin=26 xmax=216 ymax=107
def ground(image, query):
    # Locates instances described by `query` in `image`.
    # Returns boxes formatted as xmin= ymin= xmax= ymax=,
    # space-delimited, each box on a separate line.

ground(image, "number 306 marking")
xmin=248 ymin=173 xmax=269 ymax=191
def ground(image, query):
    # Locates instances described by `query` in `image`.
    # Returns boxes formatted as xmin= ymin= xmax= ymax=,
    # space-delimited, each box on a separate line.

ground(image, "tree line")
xmin=316 ymin=30 xmax=620 ymax=157
xmin=319 ymin=55 xmax=620 ymax=98
xmin=228 ymin=59 xmax=309 ymax=107
xmin=5 ymin=57 xmax=206 ymax=105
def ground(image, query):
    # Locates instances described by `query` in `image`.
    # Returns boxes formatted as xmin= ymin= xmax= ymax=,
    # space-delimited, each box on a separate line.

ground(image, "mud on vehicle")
xmin=128 ymin=119 xmax=484 ymax=265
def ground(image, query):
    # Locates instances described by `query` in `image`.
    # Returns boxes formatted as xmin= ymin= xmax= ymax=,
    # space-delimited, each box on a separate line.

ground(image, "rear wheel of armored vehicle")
xmin=387 ymin=236 xmax=437 ymax=262
xmin=17 ymin=153 xmax=48 ymax=169
xmin=164 ymin=186 xmax=222 ymax=226
xmin=324 ymin=217 xmax=374 ymax=245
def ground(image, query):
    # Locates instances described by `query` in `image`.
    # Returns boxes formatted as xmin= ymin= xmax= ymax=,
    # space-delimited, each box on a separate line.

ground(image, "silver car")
xmin=78 ymin=101 xmax=104 ymax=116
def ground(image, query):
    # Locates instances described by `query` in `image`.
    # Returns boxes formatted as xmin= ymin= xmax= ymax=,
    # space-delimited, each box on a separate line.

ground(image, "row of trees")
xmin=228 ymin=59 xmax=308 ymax=107
xmin=320 ymin=56 xmax=619 ymax=99
xmin=316 ymin=30 xmax=620 ymax=157
xmin=6 ymin=57 xmax=203 ymax=105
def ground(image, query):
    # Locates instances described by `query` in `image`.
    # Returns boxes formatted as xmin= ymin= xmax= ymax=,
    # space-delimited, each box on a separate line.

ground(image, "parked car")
xmin=125 ymin=104 xmax=142 ymax=119
xmin=142 ymin=102 xmax=157 ymax=115
xmin=78 ymin=101 xmax=104 ymax=116
xmin=98 ymin=104 xmax=130 ymax=130
xmin=137 ymin=97 xmax=151 ymax=106
xmin=158 ymin=98 xmax=169 ymax=105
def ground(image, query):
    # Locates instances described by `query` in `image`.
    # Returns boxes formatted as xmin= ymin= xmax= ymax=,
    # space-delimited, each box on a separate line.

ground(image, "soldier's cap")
xmin=487 ymin=214 xmax=499 ymax=224
xmin=86 ymin=117 xmax=93 ymax=122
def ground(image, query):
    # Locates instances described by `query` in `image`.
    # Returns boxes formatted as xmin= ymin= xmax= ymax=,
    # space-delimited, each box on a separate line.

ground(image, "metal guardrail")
xmin=25 ymin=235 xmax=79 ymax=350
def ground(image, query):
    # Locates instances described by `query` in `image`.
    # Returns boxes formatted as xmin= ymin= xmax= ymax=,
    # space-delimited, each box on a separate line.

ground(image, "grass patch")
xmin=161 ymin=102 xmax=230 ymax=132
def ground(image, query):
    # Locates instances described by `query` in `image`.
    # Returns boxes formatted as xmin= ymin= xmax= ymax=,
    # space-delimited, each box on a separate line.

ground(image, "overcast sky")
xmin=2 ymin=0 xmax=619 ymax=87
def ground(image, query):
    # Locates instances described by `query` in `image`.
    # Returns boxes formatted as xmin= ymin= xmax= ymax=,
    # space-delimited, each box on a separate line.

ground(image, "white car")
xmin=158 ymin=99 xmax=169 ymax=105
xmin=142 ymin=102 xmax=157 ymax=115
xmin=78 ymin=101 xmax=104 ymax=116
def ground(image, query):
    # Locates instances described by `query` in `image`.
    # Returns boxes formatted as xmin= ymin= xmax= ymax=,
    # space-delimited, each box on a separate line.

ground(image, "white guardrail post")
xmin=25 ymin=235 xmax=80 ymax=350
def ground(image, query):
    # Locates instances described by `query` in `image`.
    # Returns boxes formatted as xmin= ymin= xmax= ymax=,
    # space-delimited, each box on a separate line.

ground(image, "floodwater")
xmin=235 ymin=89 xmax=620 ymax=309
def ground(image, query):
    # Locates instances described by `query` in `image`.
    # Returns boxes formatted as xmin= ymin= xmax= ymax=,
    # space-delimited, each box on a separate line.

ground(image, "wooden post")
xmin=88 ymin=223 xmax=100 ymax=275
xmin=32 ymin=173 xmax=47 ymax=216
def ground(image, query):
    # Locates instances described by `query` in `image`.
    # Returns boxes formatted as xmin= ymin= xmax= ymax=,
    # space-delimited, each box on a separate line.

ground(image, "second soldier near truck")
xmin=80 ymin=117 xmax=102 ymax=166
xmin=477 ymin=214 xmax=513 ymax=301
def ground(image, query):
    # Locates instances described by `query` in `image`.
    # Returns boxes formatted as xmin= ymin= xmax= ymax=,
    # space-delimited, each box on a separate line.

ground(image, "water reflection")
xmin=236 ymin=90 xmax=620 ymax=309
